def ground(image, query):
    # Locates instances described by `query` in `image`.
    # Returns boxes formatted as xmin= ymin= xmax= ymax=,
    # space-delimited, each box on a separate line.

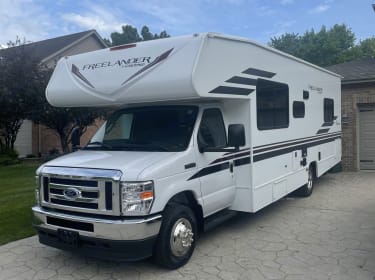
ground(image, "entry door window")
xmin=198 ymin=109 xmax=227 ymax=150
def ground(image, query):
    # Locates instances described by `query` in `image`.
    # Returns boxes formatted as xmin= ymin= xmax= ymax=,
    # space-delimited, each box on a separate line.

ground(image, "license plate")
xmin=57 ymin=229 xmax=79 ymax=247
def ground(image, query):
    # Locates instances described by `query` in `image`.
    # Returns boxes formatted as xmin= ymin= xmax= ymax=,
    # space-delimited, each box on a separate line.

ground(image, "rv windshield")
xmin=86 ymin=106 xmax=198 ymax=152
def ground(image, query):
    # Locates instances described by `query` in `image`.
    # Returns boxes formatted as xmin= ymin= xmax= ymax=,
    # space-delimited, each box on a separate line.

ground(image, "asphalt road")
xmin=1 ymin=171 xmax=374 ymax=280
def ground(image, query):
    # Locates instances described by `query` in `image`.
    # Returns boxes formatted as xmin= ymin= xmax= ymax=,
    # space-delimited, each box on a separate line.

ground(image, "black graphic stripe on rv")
xmin=253 ymin=132 xmax=341 ymax=151
xmin=316 ymin=128 xmax=330 ymax=134
xmin=242 ymin=68 xmax=276 ymax=78
xmin=321 ymin=122 xmax=333 ymax=127
xmin=253 ymin=134 xmax=341 ymax=162
xmin=72 ymin=64 xmax=95 ymax=88
xmin=234 ymin=156 xmax=251 ymax=167
xmin=187 ymin=156 xmax=252 ymax=180
xmin=226 ymin=76 xmax=258 ymax=86
xmin=224 ymin=148 xmax=251 ymax=155
xmin=253 ymin=132 xmax=341 ymax=154
xmin=209 ymin=86 xmax=254 ymax=96
xmin=121 ymin=48 xmax=174 ymax=85
xmin=188 ymin=151 xmax=251 ymax=180
xmin=209 ymin=67 xmax=276 ymax=96
xmin=188 ymin=162 xmax=230 ymax=180
xmin=210 ymin=150 xmax=251 ymax=164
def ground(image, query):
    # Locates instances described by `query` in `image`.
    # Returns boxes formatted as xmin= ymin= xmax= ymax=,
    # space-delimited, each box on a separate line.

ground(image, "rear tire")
xmin=153 ymin=204 xmax=197 ymax=269
xmin=297 ymin=165 xmax=314 ymax=197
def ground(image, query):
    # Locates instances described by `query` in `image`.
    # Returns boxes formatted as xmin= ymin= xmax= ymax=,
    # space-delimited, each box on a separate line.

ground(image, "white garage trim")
xmin=14 ymin=120 xmax=33 ymax=158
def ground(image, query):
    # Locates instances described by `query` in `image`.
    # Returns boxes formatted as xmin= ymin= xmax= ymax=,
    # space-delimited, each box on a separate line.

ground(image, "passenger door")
xmin=194 ymin=108 xmax=235 ymax=216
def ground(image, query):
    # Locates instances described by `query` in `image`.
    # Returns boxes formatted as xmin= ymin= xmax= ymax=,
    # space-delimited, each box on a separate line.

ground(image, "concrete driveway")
xmin=1 ymin=172 xmax=375 ymax=280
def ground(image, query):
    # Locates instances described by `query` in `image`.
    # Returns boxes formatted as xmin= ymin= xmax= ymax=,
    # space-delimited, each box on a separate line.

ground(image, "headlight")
xmin=121 ymin=181 xmax=154 ymax=216
xmin=35 ymin=175 xmax=40 ymax=205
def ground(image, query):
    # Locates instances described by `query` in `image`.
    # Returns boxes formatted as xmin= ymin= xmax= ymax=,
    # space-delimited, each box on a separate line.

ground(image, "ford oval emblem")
xmin=63 ymin=188 xmax=81 ymax=200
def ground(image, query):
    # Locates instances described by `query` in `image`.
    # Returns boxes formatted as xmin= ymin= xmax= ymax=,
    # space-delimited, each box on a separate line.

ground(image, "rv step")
xmin=204 ymin=209 xmax=237 ymax=232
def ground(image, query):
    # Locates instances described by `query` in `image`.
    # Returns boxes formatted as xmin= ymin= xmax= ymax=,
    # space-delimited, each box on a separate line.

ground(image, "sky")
xmin=0 ymin=0 xmax=374 ymax=47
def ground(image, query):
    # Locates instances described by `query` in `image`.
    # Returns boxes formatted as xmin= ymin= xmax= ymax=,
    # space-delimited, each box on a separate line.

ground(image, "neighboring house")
xmin=10 ymin=30 xmax=107 ymax=157
xmin=326 ymin=58 xmax=375 ymax=171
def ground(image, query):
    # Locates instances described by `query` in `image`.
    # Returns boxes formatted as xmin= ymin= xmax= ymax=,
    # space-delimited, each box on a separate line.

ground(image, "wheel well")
xmin=166 ymin=191 xmax=204 ymax=233
xmin=310 ymin=161 xmax=317 ymax=178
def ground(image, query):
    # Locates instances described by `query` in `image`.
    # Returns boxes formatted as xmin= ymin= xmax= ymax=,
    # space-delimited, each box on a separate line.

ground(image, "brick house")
xmin=11 ymin=30 xmax=107 ymax=157
xmin=326 ymin=58 xmax=375 ymax=171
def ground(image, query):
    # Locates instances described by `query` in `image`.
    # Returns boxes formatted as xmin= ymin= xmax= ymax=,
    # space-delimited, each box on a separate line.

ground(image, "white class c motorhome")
xmin=32 ymin=33 xmax=342 ymax=269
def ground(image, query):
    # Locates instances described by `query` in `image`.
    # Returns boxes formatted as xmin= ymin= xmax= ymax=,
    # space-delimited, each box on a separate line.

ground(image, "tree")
xmin=31 ymin=99 xmax=106 ymax=153
xmin=269 ymin=24 xmax=356 ymax=66
xmin=106 ymin=25 xmax=170 ymax=46
xmin=0 ymin=38 xmax=47 ymax=151
xmin=141 ymin=26 xmax=154 ymax=41
xmin=0 ymin=37 xmax=107 ymax=154
xmin=339 ymin=37 xmax=375 ymax=62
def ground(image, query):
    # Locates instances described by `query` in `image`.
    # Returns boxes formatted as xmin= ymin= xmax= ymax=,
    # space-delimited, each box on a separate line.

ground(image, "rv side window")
xmin=198 ymin=108 xmax=227 ymax=150
xmin=293 ymin=101 xmax=305 ymax=118
xmin=324 ymin=98 xmax=334 ymax=123
xmin=257 ymin=79 xmax=289 ymax=130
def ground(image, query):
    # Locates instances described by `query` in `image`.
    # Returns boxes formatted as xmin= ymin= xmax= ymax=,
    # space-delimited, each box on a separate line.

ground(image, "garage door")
xmin=359 ymin=107 xmax=375 ymax=170
xmin=14 ymin=120 xmax=33 ymax=158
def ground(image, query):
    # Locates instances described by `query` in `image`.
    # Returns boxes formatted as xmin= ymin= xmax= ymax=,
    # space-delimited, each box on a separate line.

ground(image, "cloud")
xmin=61 ymin=4 xmax=129 ymax=35
xmin=62 ymin=13 xmax=126 ymax=33
xmin=309 ymin=4 xmax=330 ymax=14
xmin=0 ymin=0 xmax=52 ymax=45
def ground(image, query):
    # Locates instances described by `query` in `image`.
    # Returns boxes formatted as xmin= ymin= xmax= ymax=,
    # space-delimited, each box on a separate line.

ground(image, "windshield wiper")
xmin=85 ymin=141 xmax=113 ymax=150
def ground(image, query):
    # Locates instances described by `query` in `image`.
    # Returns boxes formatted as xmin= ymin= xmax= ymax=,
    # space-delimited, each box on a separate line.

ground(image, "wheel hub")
xmin=170 ymin=218 xmax=194 ymax=257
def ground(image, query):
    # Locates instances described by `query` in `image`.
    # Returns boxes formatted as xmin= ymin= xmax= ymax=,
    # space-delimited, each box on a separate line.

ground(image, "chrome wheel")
xmin=154 ymin=204 xmax=197 ymax=269
xmin=170 ymin=218 xmax=194 ymax=257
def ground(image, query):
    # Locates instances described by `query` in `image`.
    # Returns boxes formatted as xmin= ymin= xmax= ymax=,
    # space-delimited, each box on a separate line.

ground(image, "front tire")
xmin=153 ymin=204 xmax=197 ymax=269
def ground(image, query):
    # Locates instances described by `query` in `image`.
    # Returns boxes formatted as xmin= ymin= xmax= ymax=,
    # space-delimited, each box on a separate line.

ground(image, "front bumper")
xmin=32 ymin=206 xmax=162 ymax=261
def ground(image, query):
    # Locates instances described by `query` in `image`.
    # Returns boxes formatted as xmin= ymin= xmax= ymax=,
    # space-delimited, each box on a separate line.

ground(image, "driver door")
xmin=194 ymin=108 xmax=235 ymax=216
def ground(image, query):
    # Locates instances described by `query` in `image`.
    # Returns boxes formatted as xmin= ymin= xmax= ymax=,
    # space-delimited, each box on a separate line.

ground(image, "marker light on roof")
xmin=109 ymin=43 xmax=136 ymax=51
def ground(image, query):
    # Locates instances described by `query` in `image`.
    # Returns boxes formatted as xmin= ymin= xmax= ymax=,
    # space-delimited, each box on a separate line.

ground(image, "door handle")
xmin=229 ymin=162 xmax=234 ymax=173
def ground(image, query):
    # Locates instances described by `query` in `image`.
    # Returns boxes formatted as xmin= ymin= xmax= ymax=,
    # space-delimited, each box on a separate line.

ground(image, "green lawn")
xmin=0 ymin=163 xmax=39 ymax=245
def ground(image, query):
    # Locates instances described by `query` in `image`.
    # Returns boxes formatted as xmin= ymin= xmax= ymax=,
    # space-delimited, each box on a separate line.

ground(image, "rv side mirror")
xmin=71 ymin=126 xmax=81 ymax=151
xmin=228 ymin=124 xmax=245 ymax=149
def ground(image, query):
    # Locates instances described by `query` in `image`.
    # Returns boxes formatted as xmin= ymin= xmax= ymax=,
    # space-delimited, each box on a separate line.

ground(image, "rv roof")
xmin=205 ymin=32 xmax=342 ymax=79
xmin=46 ymin=32 xmax=341 ymax=108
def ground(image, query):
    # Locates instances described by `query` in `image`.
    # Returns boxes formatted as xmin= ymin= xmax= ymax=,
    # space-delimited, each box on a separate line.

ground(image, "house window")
xmin=324 ymin=98 xmax=334 ymax=123
xmin=257 ymin=79 xmax=289 ymax=130
xmin=293 ymin=101 xmax=305 ymax=118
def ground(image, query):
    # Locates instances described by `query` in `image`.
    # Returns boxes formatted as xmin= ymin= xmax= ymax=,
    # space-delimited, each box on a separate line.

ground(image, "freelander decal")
xmin=71 ymin=48 xmax=174 ymax=89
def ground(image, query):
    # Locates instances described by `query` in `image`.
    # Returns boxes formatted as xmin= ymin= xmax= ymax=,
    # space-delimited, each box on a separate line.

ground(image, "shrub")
xmin=0 ymin=148 xmax=20 ymax=165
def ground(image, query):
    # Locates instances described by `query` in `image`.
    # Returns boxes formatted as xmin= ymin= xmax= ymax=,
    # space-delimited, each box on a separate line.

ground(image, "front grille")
xmin=50 ymin=198 xmax=98 ymax=209
xmin=40 ymin=167 xmax=122 ymax=216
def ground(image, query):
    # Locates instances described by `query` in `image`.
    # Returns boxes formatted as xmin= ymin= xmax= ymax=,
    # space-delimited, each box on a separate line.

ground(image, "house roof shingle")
xmin=0 ymin=29 xmax=106 ymax=62
xmin=326 ymin=58 xmax=375 ymax=84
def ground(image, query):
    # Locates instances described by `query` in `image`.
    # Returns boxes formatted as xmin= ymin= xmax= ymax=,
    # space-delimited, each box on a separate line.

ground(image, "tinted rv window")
xmin=86 ymin=106 xmax=198 ymax=152
xmin=198 ymin=109 xmax=227 ymax=150
xmin=293 ymin=101 xmax=305 ymax=118
xmin=257 ymin=79 xmax=289 ymax=130
xmin=324 ymin=98 xmax=334 ymax=123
